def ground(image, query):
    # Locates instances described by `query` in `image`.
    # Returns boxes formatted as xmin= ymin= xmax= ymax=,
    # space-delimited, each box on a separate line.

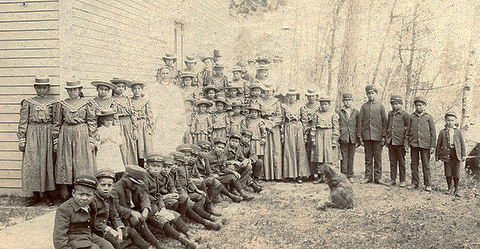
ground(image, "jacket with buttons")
xmin=53 ymin=198 xmax=94 ymax=249
xmin=407 ymin=111 xmax=436 ymax=149
xmin=89 ymin=190 xmax=124 ymax=237
xmin=110 ymin=176 xmax=151 ymax=222
xmin=386 ymin=108 xmax=410 ymax=146
xmin=359 ymin=100 xmax=387 ymax=141
xmin=338 ymin=107 xmax=360 ymax=144
xmin=435 ymin=127 xmax=466 ymax=162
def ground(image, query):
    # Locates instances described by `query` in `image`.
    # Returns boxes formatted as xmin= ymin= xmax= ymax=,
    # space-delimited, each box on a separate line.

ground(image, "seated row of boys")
xmin=53 ymin=130 xmax=262 ymax=249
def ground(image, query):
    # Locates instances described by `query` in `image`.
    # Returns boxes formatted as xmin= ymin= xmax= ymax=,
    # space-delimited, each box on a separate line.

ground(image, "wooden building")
xmin=0 ymin=0 xmax=230 ymax=195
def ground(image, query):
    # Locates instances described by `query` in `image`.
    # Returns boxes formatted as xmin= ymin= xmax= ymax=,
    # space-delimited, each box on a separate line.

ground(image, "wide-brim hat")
xmin=180 ymin=72 xmax=195 ymax=79
xmin=225 ymin=84 xmax=242 ymax=90
xmin=285 ymin=87 xmax=299 ymax=96
xmin=256 ymin=65 xmax=269 ymax=71
xmin=110 ymin=78 xmax=131 ymax=86
xmin=214 ymin=97 xmax=229 ymax=106
xmin=91 ymin=81 xmax=116 ymax=90
xmin=262 ymin=83 xmax=276 ymax=92
xmin=230 ymin=101 xmax=245 ymax=108
xmin=194 ymin=99 xmax=214 ymax=108
xmin=184 ymin=56 xmax=197 ymax=63
xmin=162 ymin=53 xmax=177 ymax=63
xmin=231 ymin=66 xmax=244 ymax=73
xmin=125 ymin=165 xmax=146 ymax=184
xmin=34 ymin=75 xmax=50 ymax=85
xmin=97 ymin=109 xmax=116 ymax=117
xmin=95 ymin=168 xmax=116 ymax=180
xmin=229 ymin=132 xmax=242 ymax=140
xmin=74 ymin=174 xmax=98 ymax=189
xmin=319 ymin=96 xmax=332 ymax=102
xmin=305 ymin=86 xmax=319 ymax=96
xmin=129 ymin=81 xmax=146 ymax=88
xmin=249 ymin=83 xmax=264 ymax=91
xmin=246 ymin=103 xmax=262 ymax=112
xmin=203 ymin=85 xmax=219 ymax=93
xmin=65 ymin=80 xmax=83 ymax=89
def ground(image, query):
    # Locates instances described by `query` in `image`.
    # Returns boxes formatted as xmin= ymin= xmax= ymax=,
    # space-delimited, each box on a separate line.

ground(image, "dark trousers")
xmin=388 ymin=144 xmax=406 ymax=182
xmin=444 ymin=148 xmax=460 ymax=178
xmin=364 ymin=140 xmax=382 ymax=181
xmin=410 ymin=147 xmax=431 ymax=186
xmin=340 ymin=142 xmax=355 ymax=177
xmin=252 ymin=158 xmax=264 ymax=179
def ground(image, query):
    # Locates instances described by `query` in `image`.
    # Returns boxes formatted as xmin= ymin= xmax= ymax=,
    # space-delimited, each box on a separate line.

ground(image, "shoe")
xmin=26 ymin=196 xmax=41 ymax=207
xmin=386 ymin=180 xmax=396 ymax=186
xmin=407 ymin=184 xmax=419 ymax=190
xmin=374 ymin=179 xmax=383 ymax=185
xmin=230 ymin=194 xmax=243 ymax=203
xmin=239 ymin=191 xmax=255 ymax=201
xmin=185 ymin=231 xmax=202 ymax=242
xmin=424 ymin=186 xmax=432 ymax=192
xmin=361 ymin=179 xmax=372 ymax=184
xmin=250 ymin=181 xmax=263 ymax=193
xmin=207 ymin=209 xmax=222 ymax=217
xmin=454 ymin=189 xmax=461 ymax=197
xmin=296 ymin=178 xmax=303 ymax=183
xmin=178 ymin=234 xmax=198 ymax=249
xmin=445 ymin=188 xmax=452 ymax=195
xmin=398 ymin=181 xmax=406 ymax=188
xmin=204 ymin=220 xmax=222 ymax=230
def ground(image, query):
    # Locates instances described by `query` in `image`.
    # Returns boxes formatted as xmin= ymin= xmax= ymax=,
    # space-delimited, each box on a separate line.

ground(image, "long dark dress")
xmin=112 ymin=95 xmax=138 ymax=165
xmin=261 ymin=97 xmax=283 ymax=180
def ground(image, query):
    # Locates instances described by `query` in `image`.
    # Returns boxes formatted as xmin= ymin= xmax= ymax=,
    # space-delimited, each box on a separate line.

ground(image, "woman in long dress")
xmin=148 ymin=67 xmax=187 ymax=153
xmin=130 ymin=81 xmax=153 ymax=166
xmin=17 ymin=76 xmax=57 ymax=205
xmin=300 ymin=87 xmax=321 ymax=179
xmin=282 ymin=87 xmax=310 ymax=182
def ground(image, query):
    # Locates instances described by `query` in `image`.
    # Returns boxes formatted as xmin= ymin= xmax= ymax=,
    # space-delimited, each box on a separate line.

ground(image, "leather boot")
xmin=249 ymin=181 xmax=263 ymax=193
xmin=185 ymin=231 xmax=202 ymax=242
xmin=239 ymin=190 xmax=255 ymax=201
xmin=178 ymin=234 xmax=198 ymax=249
xmin=203 ymin=220 xmax=222 ymax=230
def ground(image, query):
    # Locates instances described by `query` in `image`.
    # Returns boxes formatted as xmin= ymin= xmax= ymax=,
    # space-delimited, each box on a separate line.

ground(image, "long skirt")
xmin=263 ymin=126 xmax=282 ymax=180
xmin=22 ymin=122 xmax=55 ymax=192
xmin=283 ymin=121 xmax=310 ymax=178
xmin=193 ymin=133 xmax=209 ymax=144
xmin=251 ymin=139 xmax=264 ymax=156
xmin=136 ymin=119 xmax=153 ymax=160
xmin=56 ymin=123 xmax=95 ymax=184
xmin=118 ymin=116 xmax=138 ymax=165
xmin=311 ymin=128 xmax=334 ymax=163
xmin=305 ymin=129 xmax=316 ymax=174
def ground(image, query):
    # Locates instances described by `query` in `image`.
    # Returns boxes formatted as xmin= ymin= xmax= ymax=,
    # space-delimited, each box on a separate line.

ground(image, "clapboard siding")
xmin=0 ymin=0 xmax=60 ymax=196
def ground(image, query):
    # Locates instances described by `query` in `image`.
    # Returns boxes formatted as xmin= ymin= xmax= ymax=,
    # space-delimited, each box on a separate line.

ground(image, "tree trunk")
xmin=326 ymin=0 xmax=345 ymax=95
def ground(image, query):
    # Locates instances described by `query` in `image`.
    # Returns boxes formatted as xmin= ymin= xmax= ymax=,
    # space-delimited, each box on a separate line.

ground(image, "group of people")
xmin=18 ymin=49 xmax=467 ymax=249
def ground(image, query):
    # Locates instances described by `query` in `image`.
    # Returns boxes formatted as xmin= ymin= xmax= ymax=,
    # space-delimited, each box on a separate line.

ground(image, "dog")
xmin=317 ymin=164 xmax=354 ymax=210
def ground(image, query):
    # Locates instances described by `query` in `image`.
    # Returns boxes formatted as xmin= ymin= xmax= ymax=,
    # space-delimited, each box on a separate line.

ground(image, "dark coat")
xmin=386 ymin=108 xmax=410 ymax=146
xmin=110 ymin=177 xmax=151 ymax=222
xmin=53 ymin=198 xmax=94 ymax=249
xmin=337 ymin=108 xmax=360 ymax=144
xmin=435 ymin=127 xmax=466 ymax=162
xmin=359 ymin=100 xmax=387 ymax=141
xmin=89 ymin=191 xmax=124 ymax=237
xmin=407 ymin=112 xmax=436 ymax=149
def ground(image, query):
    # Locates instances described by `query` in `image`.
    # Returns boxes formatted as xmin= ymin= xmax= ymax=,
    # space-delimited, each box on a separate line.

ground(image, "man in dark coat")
xmin=337 ymin=93 xmax=360 ymax=181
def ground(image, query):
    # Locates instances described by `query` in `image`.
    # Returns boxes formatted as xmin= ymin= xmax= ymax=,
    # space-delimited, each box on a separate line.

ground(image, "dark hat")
xmin=110 ymin=78 xmax=131 ymax=86
xmin=97 ymin=109 xmax=116 ymax=117
xmin=390 ymin=95 xmax=403 ymax=103
xmin=163 ymin=53 xmax=177 ymax=63
xmin=229 ymin=132 xmax=242 ymax=140
xmin=249 ymin=83 xmax=264 ymax=90
xmin=213 ymin=63 xmax=225 ymax=69
xmin=74 ymin=174 xmax=98 ymax=189
xmin=163 ymin=154 xmax=174 ymax=165
xmin=65 ymin=80 xmax=83 ymax=89
xmin=413 ymin=96 xmax=427 ymax=105
xmin=145 ymin=153 xmax=164 ymax=162
xmin=305 ymin=86 xmax=319 ymax=96
xmin=34 ymin=75 xmax=50 ymax=85
xmin=170 ymin=152 xmax=185 ymax=162
xmin=180 ymin=72 xmax=195 ymax=79
xmin=241 ymin=129 xmax=253 ymax=137
xmin=203 ymin=85 xmax=219 ymax=93
xmin=225 ymin=83 xmax=242 ymax=90
xmin=95 ymin=168 xmax=116 ymax=180
xmin=256 ymin=56 xmax=270 ymax=65
xmin=176 ymin=144 xmax=194 ymax=153
xmin=190 ymin=144 xmax=201 ymax=154
xmin=213 ymin=49 xmax=222 ymax=57
xmin=125 ymin=165 xmax=147 ymax=184
xmin=246 ymin=103 xmax=262 ymax=112
xmin=212 ymin=137 xmax=227 ymax=145
xmin=184 ymin=56 xmax=197 ymax=63
xmin=129 ymin=81 xmax=146 ymax=88
xmin=197 ymin=139 xmax=211 ymax=148
xmin=445 ymin=112 xmax=457 ymax=119
xmin=194 ymin=99 xmax=214 ymax=108
xmin=214 ymin=97 xmax=229 ymax=106
xmin=365 ymin=85 xmax=378 ymax=93
xmin=319 ymin=96 xmax=332 ymax=102
xmin=342 ymin=93 xmax=353 ymax=100
xmin=256 ymin=65 xmax=269 ymax=71
xmin=230 ymin=101 xmax=245 ymax=108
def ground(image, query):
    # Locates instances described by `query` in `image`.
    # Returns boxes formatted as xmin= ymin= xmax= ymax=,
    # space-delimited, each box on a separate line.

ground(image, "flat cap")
xmin=163 ymin=154 xmax=174 ymax=165
xmin=241 ymin=129 xmax=253 ymax=137
xmin=212 ymin=137 xmax=227 ymax=145
xmin=390 ymin=95 xmax=403 ymax=103
xmin=445 ymin=112 xmax=457 ymax=119
xmin=190 ymin=144 xmax=201 ymax=154
xmin=197 ymin=140 xmax=211 ymax=148
xmin=342 ymin=93 xmax=353 ymax=100
xmin=95 ymin=168 xmax=116 ymax=180
xmin=145 ymin=153 xmax=164 ymax=162
xmin=176 ymin=144 xmax=193 ymax=153
xmin=229 ymin=132 xmax=242 ymax=140
xmin=74 ymin=174 xmax=98 ymax=189
xmin=125 ymin=165 xmax=147 ymax=184
xmin=365 ymin=85 xmax=378 ymax=93
xmin=170 ymin=152 xmax=185 ymax=162
xmin=413 ymin=96 xmax=427 ymax=105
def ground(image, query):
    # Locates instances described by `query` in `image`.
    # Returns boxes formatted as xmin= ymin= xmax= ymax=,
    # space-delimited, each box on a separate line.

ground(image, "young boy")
xmin=436 ymin=112 xmax=465 ymax=197
xmin=91 ymin=169 xmax=155 ymax=249
xmin=386 ymin=95 xmax=410 ymax=187
xmin=359 ymin=85 xmax=387 ymax=184
xmin=53 ymin=175 xmax=114 ymax=249
xmin=240 ymin=129 xmax=264 ymax=185
xmin=407 ymin=96 xmax=436 ymax=192
xmin=211 ymin=64 xmax=228 ymax=94
xmin=337 ymin=93 xmax=359 ymax=182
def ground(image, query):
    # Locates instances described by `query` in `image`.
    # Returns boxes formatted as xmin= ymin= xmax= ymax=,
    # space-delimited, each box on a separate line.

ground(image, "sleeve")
xmin=204 ymin=156 xmax=212 ymax=176
xmin=260 ymin=120 xmax=267 ymax=139
xmin=145 ymin=101 xmax=154 ymax=132
xmin=355 ymin=110 xmax=361 ymax=140
xmin=17 ymin=99 xmax=29 ymax=141
xmin=403 ymin=112 xmax=411 ymax=147
xmin=381 ymin=105 xmax=388 ymax=138
xmin=52 ymin=102 xmax=63 ymax=142
xmin=435 ymin=130 xmax=443 ymax=161
xmin=405 ymin=114 xmax=412 ymax=146
xmin=332 ymin=112 xmax=340 ymax=142
xmin=300 ymin=106 xmax=307 ymax=126
xmin=273 ymin=101 xmax=282 ymax=126
xmin=358 ymin=105 xmax=364 ymax=139
xmin=138 ymin=187 xmax=152 ymax=212
xmin=86 ymin=101 xmax=98 ymax=142
xmin=429 ymin=115 xmax=436 ymax=148
xmin=90 ymin=199 xmax=108 ymax=234
xmin=110 ymin=199 xmax=125 ymax=230
xmin=53 ymin=206 xmax=73 ymax=249
xmin=110 ymin=189 xmax=131 ymax=220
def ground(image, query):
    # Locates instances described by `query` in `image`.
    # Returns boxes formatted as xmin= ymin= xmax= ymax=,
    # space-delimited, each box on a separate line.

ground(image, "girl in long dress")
xmin=260 ymin=83 xmax=283 ymax=180
xmin=190 ymin=99 xmax=213 ymax=143
xmin=110 ymin=78 xmax=138 ymax=165
xmin=90 ymin=81 xmax=117 ymax=115
xmin=282 ymin=87 xmax=310 ymax=182
xmin=17 ymin=76 xmax=57 ymax=206
xmin=53 ymin=80 xmax=97 ymax=200
xmin=244 ymin=103 xmax=266 ymax=159
xmin=301 ymin=87 xmax=321 ymax=179
xmin=211 ymin=97 xmax=230 ymax=139
xmin=130 ymin=81 xmax=154 ymax=167
xmin=95 ymin=109 xmax=125 ymax=179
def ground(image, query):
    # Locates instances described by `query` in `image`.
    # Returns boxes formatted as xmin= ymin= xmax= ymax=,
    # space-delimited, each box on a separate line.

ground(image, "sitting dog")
xmin=317 ymin=164 xmax=354 ymax=210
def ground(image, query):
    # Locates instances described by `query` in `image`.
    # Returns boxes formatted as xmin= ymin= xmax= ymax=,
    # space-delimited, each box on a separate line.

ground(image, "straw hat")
xmin=34 ymin=75 xmax=50 ymax=85
xmin=162 ymin=53 xmax=177 ymax=63
xmin=91 ymin=81 xmax=116 ymax=90
xmin=65 ymin=80 xmax=83 ymax=89
xmin=194 ymin=99 xmax=214 ymax=108
xmin=110 ymin=78 xmax=131 ymax=86
xmin=246 ymin=103 xmax=262 ymax=112
xmin=184 ymin=56 xmax=197 ymax=63
xmin=129 ymin=81 xmax=146 ymax=88
xmin=97 ymin=108 xmax=116 ymax=117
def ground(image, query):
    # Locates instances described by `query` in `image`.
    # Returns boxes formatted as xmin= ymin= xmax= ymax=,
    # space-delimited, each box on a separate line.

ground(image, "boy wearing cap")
xmin=359 ymin=85 xmax=387 ymax=184
xmin=337 ymin=93 xmax=359 ymax=182
xmin=212 ymin=97 xmax=230 ymax=139
xmin=240 ymin=129 xmax=264 ymax=184
xmin=18 ymin=75 xmax=57 ymax=206
xmin=386 ymin=95 xmax=410 ymax=187
xmin=54 ymin=175 xmax=114 ymax=249
xmin=406 ymin=96 xmax=436 ymax=191
xmin=436 ymin=113 xmax=465 ymax=197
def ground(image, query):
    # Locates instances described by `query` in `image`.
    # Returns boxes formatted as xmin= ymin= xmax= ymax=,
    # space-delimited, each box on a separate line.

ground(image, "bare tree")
xmin=326 ymin=0 xmax=346 ymax=95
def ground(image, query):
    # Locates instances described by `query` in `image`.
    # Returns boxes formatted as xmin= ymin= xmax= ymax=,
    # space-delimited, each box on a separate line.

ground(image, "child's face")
xmin=287 ymin=94 xmax=296 ymax=103
xmin=233 ymin=106 xmax=241 ymax=115
xmin=102 ymin=116 xmax=114 ymax=127
xmin=214 ymin=68 xmax=223 ymax=76
xmin=216 ymin=102 xmax=225 ymax=111
xmin=35 ymin=85 xmax=50 ymax=97
xmin=228 ymin=89 xmax=238 ymax=97
xmin=114 ymin=83 xmax=125 ymax=95
xmin=306 ymin=95 xmax=315 ymax=103
xmin=257 ymin=70 xmax=268 ymax=79
xmin=414 ymin=102 xmax=425 ymax=113
xmin=445 ymin=116 xmax=456 ymax=128
xmin=161 ymin=163 xmax=173 ymax=175
xmin=97 ymin=178 xmax=114 ymax=197
xmin=183 ymin=77 xmax=193 ymax=86
xmin=252 ymin=88 xmax=261 ymax=97
xmin=199 ymin=146 xmax=210 ymax=157
xmin=199 ymin=104 xmax=207 ymax=113
xmin=207 ymin=90 xmax=216 ymax=99
xmin=213 ymin=143 xmax=225 ymax=153
xmin=320 ymin=102 xmax=330 ymax=112
xmin=67 ymin=88 xmax=81 ymax=99
xmin=366 ymin=91 xmax=376 ymax=101
xmin=97 ymin=85 xmax=110 ymax=98
xmin=183 ymin=151 xmax=194 ymax=164
xmin=157 ymin=68 xmax=170 ymax=81
xmin=147 ymin=161 xmax=163 ymax=176
xmin=184 ymin=101 xmax=193 ymax=111
xmin=230 ymin=138 xmax=240 ymax=147
xmin=343 ymin=99 xmax=352 ymax=108
xmin=185 ymin=62 xmax=194 ymax=69
xmin=72 ymin=185 xmax=95 ymax=208
xmin=233 ymin=71 xmax=242 ymax=80
xmin=241 ymin=134 xmax=252 ymax=144
xmin=264 ymin=89 xmax=273 ymax=98
xmin=250 ymin=109 xmax=259 ymax=118
xmin=131 ymin=85 xmax=143 ymax=97
xmin=391 ymin=101 xmax=401 ymax=111
xmin=165 ymin=59 xmax=175 ymax=67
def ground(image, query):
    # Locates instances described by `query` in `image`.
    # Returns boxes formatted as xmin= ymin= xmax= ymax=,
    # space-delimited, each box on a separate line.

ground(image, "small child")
xmin=211 ymin=64 xmax=228 ymax=95
xmin=53 ymin=175 xmax=113 ymax=249
xmin=212 ymin=98 xmax=230 ymax=139
xmin=190 ymin=100 xmax=213 ymax=143
xmin=179 ymin=73 xmax=201 ymax=100
xmin=230 ymin=66 xmax=249 ymax=98
xmin=245 ymin=84 xmax=263 ymax=106
xmin=244 ymin=104 xmax=266 ymax=162
xmin=129 ymin=82 xmax=153 ymax=167
xmin=436 ymin=112 xmax=465 ymax=197
xmin=337 ymin=93 xmax=359 ymax=182
xmin=95 ymin=109 xmax=125 ymax=177
xmin=202 ymin=85 xmax=219 ymax=113
xmin=225 ymin=84 xmax=244 ymax=104
xmin=229 ymin=102 xmax=246 ymax=135
xmin=239 ymin=129 xmax=264 ymax=186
